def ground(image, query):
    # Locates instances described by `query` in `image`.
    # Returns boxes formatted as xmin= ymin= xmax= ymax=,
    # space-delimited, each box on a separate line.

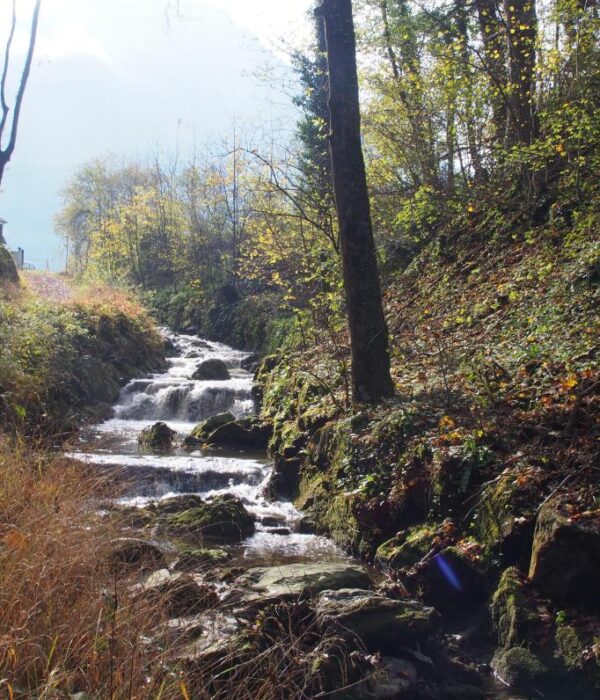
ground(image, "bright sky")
xmin=0 ymin=0 xmax=315 ymax=269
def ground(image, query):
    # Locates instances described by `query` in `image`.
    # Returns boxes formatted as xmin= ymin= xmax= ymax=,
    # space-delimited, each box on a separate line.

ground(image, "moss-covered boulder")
xmin=188 ymin=412 xmax=236 ymax=445
xmin=0 ymin=246 xmax=18 ymax=285
xmin=375 ymin=524 xmax=441 ymax=571
xmin=192 ymin=358 xmax=230 ymax=380
xmin=138 ymin=422 xmax=177 ymax=451
xmin=490 ymin=567 xmax=540 ymax=649
xmin=207 ymin=417 xmax=273 ymax=450
xmin=161 ymin=494 xmax=255 ymax=543
xmin=529 ymin=500 xmax=600 ymax=610
xmin=475 ymin=473 xmax=535 ymax=567
xmin=315 ymin=588 xmax=439 ymax=652
xmin=492 ymin=647 xmax=548 ymax=691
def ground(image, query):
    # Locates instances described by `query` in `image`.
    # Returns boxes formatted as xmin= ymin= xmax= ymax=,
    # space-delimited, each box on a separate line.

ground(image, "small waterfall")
xmin=73 ymin=330 xmax=344 ymax=562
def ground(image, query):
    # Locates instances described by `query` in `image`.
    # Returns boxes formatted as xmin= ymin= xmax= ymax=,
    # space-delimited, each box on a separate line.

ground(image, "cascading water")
xmin=72 ymin=331 xmax=344 ymax=563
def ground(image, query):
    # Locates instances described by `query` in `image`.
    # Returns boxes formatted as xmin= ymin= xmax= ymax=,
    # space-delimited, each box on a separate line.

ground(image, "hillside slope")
xmin=259 ymin=205 xmax=600 ymax=697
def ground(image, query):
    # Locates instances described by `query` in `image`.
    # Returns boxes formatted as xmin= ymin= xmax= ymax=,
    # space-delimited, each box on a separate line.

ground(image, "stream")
xmin=71 ymin=330 xmax=346 ymax=566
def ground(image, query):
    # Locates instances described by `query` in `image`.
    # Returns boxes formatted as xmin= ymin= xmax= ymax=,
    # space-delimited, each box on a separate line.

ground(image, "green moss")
xmin=164 ymin=496 xmax=255 ymax=543
xmin=491 ymin=567 xmax=540 ymax=649
xmin=375 ymin=524 xmax=439 ymax=570
xmin=492 ymin=646 xmax=547 ymax=688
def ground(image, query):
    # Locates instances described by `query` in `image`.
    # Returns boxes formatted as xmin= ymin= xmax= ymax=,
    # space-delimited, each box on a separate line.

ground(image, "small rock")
xmin=138 ymin=422 xmax=177 ymax=452
xmin=108 ymin=538 xmax=167 ymax=572
xmin=141 ymin=569 xmax=219 ymax=617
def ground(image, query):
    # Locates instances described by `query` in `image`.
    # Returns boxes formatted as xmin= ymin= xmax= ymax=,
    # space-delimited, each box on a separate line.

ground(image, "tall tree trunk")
xmin=474 ymin=0 xmax=509 ymax=142
xmin=504 ymin=0 xmax=538 ymax=146
xmin=316 ymin=0 xmax=395 ymax=404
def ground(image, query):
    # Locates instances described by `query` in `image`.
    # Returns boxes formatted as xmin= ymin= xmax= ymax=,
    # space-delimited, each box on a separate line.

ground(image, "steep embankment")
xmin=258 ymin=213 xmax=600 ymax=697
xmin=0 ymin=274 xmax=166 ymax=437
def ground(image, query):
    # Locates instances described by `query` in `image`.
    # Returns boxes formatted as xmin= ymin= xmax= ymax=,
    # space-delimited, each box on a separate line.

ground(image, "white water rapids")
xmin=71 ymin=331 xmax=344 ymax=564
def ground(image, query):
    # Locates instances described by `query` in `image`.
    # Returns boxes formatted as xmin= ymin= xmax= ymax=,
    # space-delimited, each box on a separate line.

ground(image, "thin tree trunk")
xmin=316 ymin=0 xmax=395 ymax=404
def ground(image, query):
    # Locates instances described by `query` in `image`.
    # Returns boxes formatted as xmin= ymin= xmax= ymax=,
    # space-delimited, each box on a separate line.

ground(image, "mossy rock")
xmin=375 ymin=523 xmax=440 ymax=571
xmin=190 ymin=412 xmax=236 ymax=443
xmin=172 ymin=547 xmax=231 ymax=571
xmin=529 ymin=499 xmax=600 ymax=610
xmin=555 ymin=624 xmax=600 ymax=690
xmin=315 ymin=588 xmax=439 ymax=653
xmin=474 ymin=472 xmax=535 ymax=566
xmin=490 ymin=567 xmax=541 ymax=649
xmin=207 ymin=417 xmax=273 ymax=450
xmin=0 ymin=246 xmax=18 ymax=285
xmin=163 ymin=495 xmax=255 ymax=543
xmin=492 ymin=647 xmax=548 ymax=691
xmin=138 ymin=422 xmax=177 ymax=452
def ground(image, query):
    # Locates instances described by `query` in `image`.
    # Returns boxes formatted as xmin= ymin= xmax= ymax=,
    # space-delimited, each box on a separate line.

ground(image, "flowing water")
xmin=72 ymin=331 xmax=345 ymax=565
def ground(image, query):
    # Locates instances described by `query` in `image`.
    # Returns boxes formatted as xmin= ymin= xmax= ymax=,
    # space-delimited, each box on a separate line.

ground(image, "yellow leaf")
xmin=439 ymin=415 xmax=456 ymax=429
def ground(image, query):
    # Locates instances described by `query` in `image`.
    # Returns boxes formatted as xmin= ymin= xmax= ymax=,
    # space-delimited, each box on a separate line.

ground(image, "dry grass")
xmin=0 ymin=442 xmax=367 ymax=699
xmin=0 ymin=441 xmax=181 ymax=698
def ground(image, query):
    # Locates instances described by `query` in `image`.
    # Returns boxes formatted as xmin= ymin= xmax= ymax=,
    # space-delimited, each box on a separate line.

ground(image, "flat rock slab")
xmin=240 ymin=562 xmax=372 ymax=598
xmin=316 ymin=588 xmax=439 ymax=652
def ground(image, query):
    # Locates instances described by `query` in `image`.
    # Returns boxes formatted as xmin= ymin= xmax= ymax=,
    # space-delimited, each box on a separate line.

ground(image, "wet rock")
xmin=414 ymin=547 xmax=486 ymax=612
xmin=188 ymin=412 xmax=236 ymax=445
xmin=242 ymin=563 xmax=372 ymax=598
xmin=140 ymin=569 xmax=219 ymax=617
xmin=370 ymin=657 xmax=417 ymax=698
xmin=240 ymin=353 xmax=260 ymax=372
xmin=529 ymin=499 xmax=600 ymax=610
xmin=265 ymin=527 xmax=292 ymax=536
xmin=161 ymin=494 xmax=255 ymax=543
xmin=315 ymin=588 xmax=439 ymax=652
xmin=138 ymin=421 xmax=177 ymax=451
xmin=108 ymin=538 xmax=167 ymax=573
xmin=266 ymin=455 xmax=302 ymax=499
xmin=163 ymin=337 xmax=178 ymax=357
xmin=192 ymin=358 xmax=231 ymax=381
xmin=207 ymin=416 xmax=273 ymax=450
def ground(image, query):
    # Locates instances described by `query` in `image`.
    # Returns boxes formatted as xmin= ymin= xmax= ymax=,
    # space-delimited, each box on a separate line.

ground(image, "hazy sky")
xmin=0 ymin=0 xmax=313 ymax=269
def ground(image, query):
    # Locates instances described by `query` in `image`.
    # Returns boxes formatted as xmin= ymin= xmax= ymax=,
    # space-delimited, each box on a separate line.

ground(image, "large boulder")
xmin=160 ymin=494 xmax=255 ymax=543
xmin=192 ymin=358 xmax=231 ymax=381
xmin=529 ymin=500 xmax=600 ymax=610
xmin=315 ymin=588 xmax=439 ymax=652
xmin=241 ymin=562 xmax=372 ymax=598
xmin=207 ymin=417 xmax=273 ymax=450
xmin=138 ymin=422 xmax=177 ymax=452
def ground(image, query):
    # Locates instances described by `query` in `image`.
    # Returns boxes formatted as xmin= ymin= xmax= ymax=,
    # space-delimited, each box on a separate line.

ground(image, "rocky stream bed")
xmin=68 ymin=332 xmax=593 ymax=699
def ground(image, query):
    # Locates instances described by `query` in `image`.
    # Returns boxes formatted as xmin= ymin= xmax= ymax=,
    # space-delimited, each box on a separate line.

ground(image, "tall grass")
xmin=0 ymin=442 xmax=365 ymax=699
